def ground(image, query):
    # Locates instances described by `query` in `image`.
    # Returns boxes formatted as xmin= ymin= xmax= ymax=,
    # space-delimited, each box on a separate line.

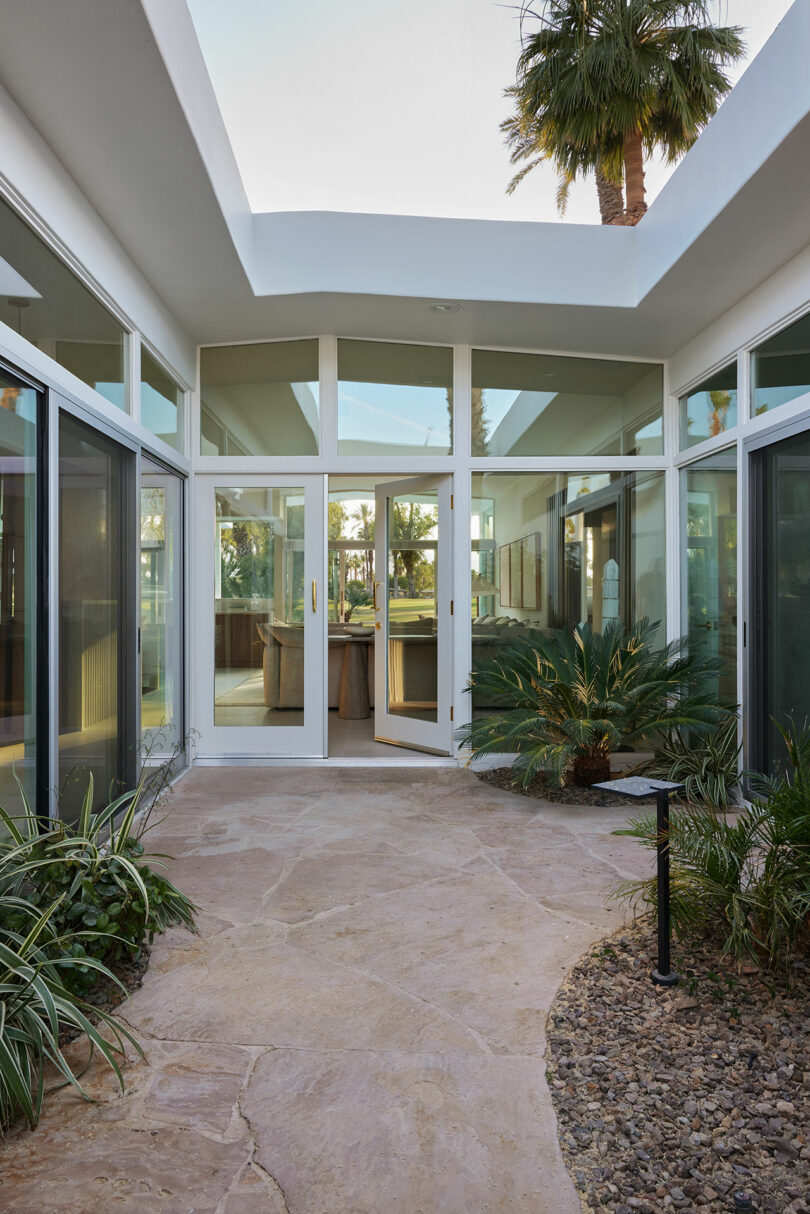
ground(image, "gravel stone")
xmin=547 ymin=923 xmax=810 ymax=1214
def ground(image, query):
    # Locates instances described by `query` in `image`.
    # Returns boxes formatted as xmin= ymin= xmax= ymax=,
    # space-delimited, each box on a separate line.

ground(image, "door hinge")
xmin=450 ymin=706 xmax=454 ymax=721
xmin=450 ymin=494 xmax=454 ymax=509
xmin=450 ymin=599 xmax=454 ymax=615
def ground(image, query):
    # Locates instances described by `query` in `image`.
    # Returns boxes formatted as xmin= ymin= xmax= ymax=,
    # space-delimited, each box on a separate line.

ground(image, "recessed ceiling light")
xmin=429 ymin=302 xmax=463 ymax=314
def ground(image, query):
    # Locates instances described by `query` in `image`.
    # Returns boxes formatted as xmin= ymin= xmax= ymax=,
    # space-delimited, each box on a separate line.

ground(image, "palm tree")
xmin=351 ymin=502 xmax=375 ymax=589
xmin=391 ymin=503 xmax=438 ymax=599
xmin=504 ymin=0 xmax=744 ymax=225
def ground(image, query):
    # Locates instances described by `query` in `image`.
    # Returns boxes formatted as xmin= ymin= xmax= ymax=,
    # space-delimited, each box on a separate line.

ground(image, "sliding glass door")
xmin=0 ymin=367 xmax=40 ymax=811
xmin=59 ymin=413 xmax=135 ymax=817
xmin=752 ymin=428 xmax=810 ymax=772
xmin=140 ymin=457 xmax=184 ymax=754
xmin=682 ymin=450 xmax=737 ymax=707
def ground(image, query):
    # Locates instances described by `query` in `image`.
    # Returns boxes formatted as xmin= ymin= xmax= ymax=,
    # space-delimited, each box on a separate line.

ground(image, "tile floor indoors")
xmin=0 ymin=765 xmax=648 ymax=1214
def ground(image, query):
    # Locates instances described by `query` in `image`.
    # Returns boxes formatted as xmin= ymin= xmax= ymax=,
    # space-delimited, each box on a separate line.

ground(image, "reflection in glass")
xmin=683 ymin=450 xmax=737 ymax=705
xmin=0 ymin=195 xmax=127 ymax=410
xmin=680 ymin=364 xmax=738 ymax=448
xmin=470 ymin=349 xmax=663 ymax=456
xmin=759 ymin=430 xmax=810 ymax=771
xmin=200 ymin=341 xmax=319 ymax=456
xmin=338 ymin=340 xmax=453 ymax=457
xmin=59 ymin=415 xmax=129 ymax=820
xmin=141 ymin=458 xmax=183 ymax=753
xmin=385 ymin=490 xmax=439 ymax=723
xmin=470 ymin=471 xmax=666 ymax=708
xmin=0 ymin=370 xmax=38 ymax=810
xmin=214 ymin=487 xmax=305 ymax=726
xmin=141 ymin=348 xmax=184 ymax=452
xmin=753 ymin=311 xmax=810 ymax=417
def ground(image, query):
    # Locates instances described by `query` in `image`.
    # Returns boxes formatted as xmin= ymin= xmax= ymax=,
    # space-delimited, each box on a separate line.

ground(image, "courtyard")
xmin=0 ymin=766 xmax=645 ymax=1213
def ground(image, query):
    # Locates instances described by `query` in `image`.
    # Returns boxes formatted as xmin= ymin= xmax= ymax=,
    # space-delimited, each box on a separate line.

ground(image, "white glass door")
xmin=373 ymin=475 xmax=452 ymax=754
xmin=195 ymin=475 xmax=325 ymax=758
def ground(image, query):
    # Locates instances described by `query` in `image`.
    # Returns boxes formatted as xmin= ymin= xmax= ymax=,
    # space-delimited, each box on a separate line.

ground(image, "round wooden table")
xmin=338 ymin=636 xmax=372 ymax=719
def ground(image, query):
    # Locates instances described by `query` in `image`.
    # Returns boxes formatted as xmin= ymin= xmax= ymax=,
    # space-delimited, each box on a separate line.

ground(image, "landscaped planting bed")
xmin=547 ymin=923 xmax=810 ymax=1214
xmin=474 ymin=766 xmax=639 ymax=807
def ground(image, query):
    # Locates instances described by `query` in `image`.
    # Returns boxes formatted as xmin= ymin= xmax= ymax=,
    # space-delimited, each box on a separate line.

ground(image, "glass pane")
xmin=338 ymin=340 xmax=453 ymax=457
xmin=0 ymin=195 xmax=127 ymax=410
xmin=214 ymin=487 xmax=305 ymax=726
xmin=142 ymin=348 xmax=184 ymax=452
xmin=386 ymin=490 xmax=439 ymax=723
xmin=0 ymin=371 xmax=38 ymax=810
xmin=200 ymin=341 xmax=319 ymax=456
xmin=680 ymin=364 xmax=738 ymax=448
xmin=59 ymin=414 xmax=128 ymax=819
xmin=683 ymin=450 xmax=737 ymax=705
xmin=761 ymin=430 xmax=810 ymax=770
xmin=753 ymin=311 xmax=810 ymax=417
xmin=471 ymin=350 xmax=663 ymax=456
xmin=327 ymin=479 xmax=376 ymax=626
xmin=141 ymin=458 xmax=183 ymax=753
xmin=470 ymin=471 xmax=666 ymax=709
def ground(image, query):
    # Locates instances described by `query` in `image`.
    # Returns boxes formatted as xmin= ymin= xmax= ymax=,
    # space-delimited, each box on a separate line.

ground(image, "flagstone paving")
xmin=0 ymin=766 xmax=648 ymax=1214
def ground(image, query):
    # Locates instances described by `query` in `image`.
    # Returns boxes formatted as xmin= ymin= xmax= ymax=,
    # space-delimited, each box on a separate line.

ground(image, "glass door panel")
xmin=754 ymin=430 xmax=810 ymax=772
xmin=374 ymin=475 xmax=451 ymax=754
xmin=0 ymin=369 xmax=39 ymax=810
xmin=682 ymin=450 xmax=737 ymax=706
xmin=196 ymin=476 xmax=325 ymax=757
xmin=140 ymin=458 xmax=184 ymax=754
xmin=59 ymin=413 xmax=134 ymax=819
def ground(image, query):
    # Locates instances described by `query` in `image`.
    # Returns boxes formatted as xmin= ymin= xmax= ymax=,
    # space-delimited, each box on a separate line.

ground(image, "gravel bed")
xmin=547 ymin=923 xmax=810 ymax=1213
xmin=474 ymin=765 xmax=639 ymax=807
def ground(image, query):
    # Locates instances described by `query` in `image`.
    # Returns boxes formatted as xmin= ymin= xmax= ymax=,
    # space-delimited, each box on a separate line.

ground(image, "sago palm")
xmin=458 ymin=619 xmax=729 ymax=787
xmin=504 ymin=0 xmax=744 ymax=224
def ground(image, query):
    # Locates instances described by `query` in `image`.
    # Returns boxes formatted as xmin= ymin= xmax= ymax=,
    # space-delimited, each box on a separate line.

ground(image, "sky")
xmin=186 ymin=0 xmax=795 ymax=225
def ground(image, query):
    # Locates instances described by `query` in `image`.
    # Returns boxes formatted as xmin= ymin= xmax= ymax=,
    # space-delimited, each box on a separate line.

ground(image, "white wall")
xmin=0 ymin=81 xmax=195 ymax=387
xmin=669 ymin=243 xmax=810 ymax=397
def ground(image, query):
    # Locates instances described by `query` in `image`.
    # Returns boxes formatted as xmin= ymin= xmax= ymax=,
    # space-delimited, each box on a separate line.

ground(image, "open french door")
xmin=195 ymin=475 xmax=326 ymax=758
xmin=373 ymin=475 xmax=452 ymax=754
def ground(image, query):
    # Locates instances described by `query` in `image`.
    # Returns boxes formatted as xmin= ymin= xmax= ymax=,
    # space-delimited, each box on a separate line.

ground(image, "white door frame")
xmin=193 ymin=474 xmax=326 ymax=758
xmin=373 ymin=474 xmax=453 ymax=755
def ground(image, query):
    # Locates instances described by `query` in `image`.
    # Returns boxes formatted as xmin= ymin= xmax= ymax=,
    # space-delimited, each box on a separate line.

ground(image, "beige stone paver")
xmin=0 ymin=766 xmax=647 ymax=1214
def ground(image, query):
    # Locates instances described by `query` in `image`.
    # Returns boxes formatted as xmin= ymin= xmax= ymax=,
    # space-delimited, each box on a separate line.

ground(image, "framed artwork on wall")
xmin=498 ymin=544 xmax=511 ymax=608
xmin=509 ymin=543 xmax=523 ymax=608
xmin=520 ymin=532 xmax=541 ymax=611
xmin=498 ymin=533 xmax=542 ymax=611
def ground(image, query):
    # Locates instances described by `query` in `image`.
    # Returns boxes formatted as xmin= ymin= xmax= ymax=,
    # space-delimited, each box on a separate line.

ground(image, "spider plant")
xmin=458 ymin=619 xmax=729 ymax=787
xmin=642 ymin=713 xmax=743 ymax=811
xmin=0 ymin=885 xmax=140 ymax=1131
xmin=0 ymin=774 xmax=195 ymax=996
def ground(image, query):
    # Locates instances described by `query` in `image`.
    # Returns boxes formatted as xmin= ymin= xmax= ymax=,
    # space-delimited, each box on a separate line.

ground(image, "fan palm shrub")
xmin=458 ymin=618 xmax=728 ymax=788
xmin=615 ymin=722 xmax=810 ymax=970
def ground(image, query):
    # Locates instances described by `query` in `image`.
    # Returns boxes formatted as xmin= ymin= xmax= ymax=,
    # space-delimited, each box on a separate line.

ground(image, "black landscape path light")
xmin=593 ymin=776 xmax=684 ymax=987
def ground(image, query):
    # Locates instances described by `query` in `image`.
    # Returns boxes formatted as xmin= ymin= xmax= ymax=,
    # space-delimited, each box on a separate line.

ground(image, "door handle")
xmin=312 ymin=580 xmax=317 ymax=613
xmin=373 ymin=581 xmax=381 ymax=611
